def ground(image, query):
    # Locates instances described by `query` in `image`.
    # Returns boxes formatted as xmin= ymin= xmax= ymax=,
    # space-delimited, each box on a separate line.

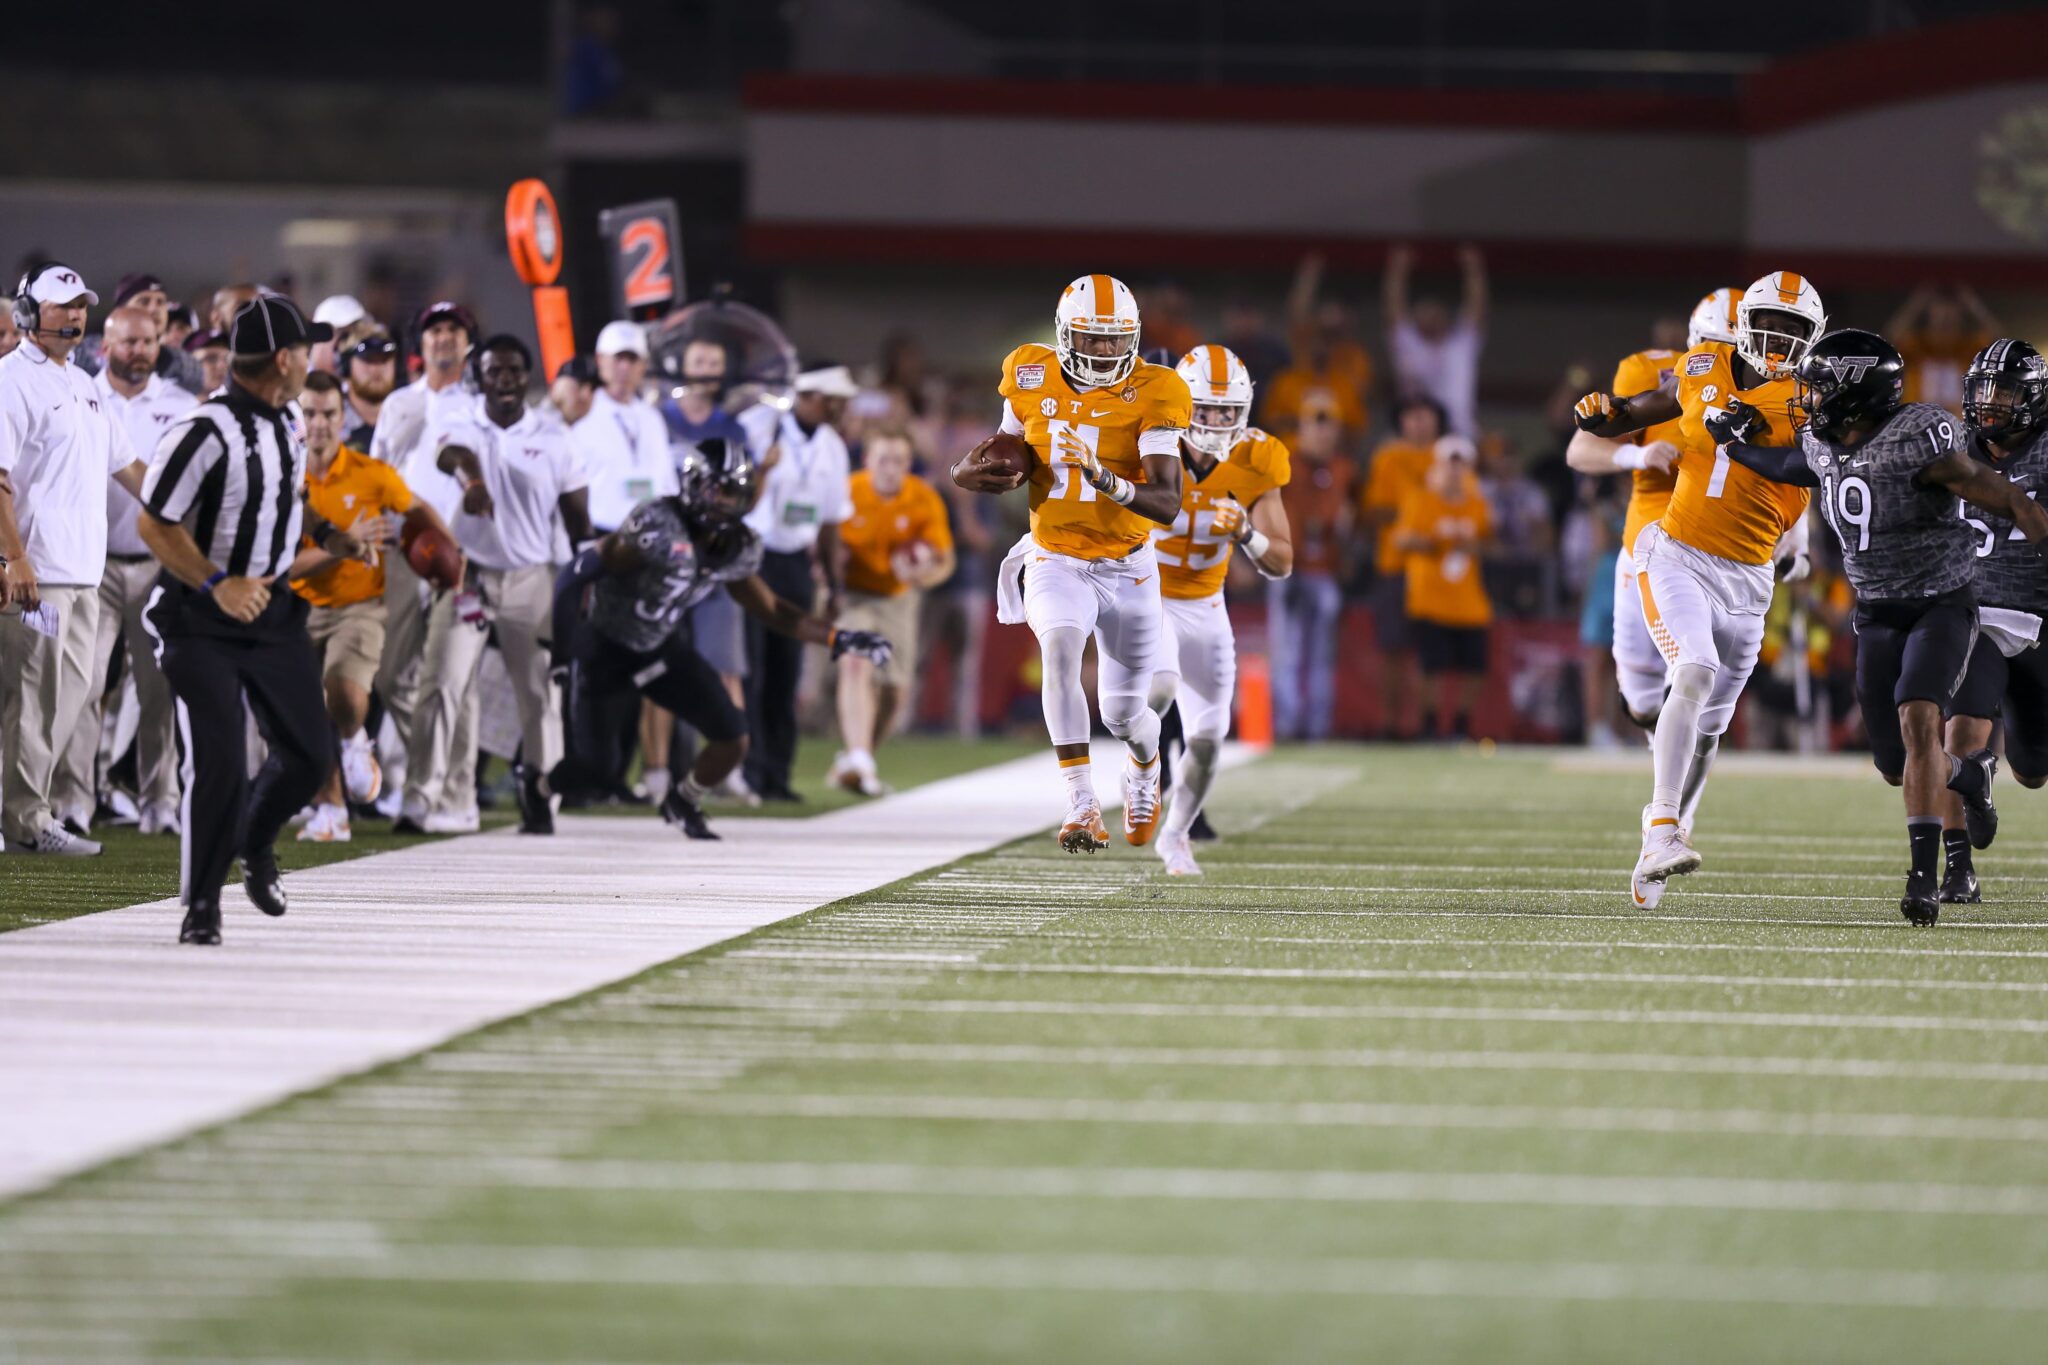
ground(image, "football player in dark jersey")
xmin=533 ymin=440 xmax=890 ymax=839
xmin=1943 ymin=340 xmax=2048 ymax=904
xmin=1714 ymin=329 xmax=2048 ymax=924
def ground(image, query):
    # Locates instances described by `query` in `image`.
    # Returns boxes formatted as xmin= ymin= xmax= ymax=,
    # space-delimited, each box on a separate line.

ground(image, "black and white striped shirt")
xmin=140 ymin=381 xmax=306 ymax=580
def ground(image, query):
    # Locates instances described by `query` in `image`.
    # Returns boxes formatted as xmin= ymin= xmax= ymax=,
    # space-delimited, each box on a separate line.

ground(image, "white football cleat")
xmin=295 ymin=805 xmax=353 ymax=843
xmin=1157 ymin=830 xmax=1202 ymax=876
xmin=423 ymin=807 xmax=481 ymax=834
xmin=1633 ymin=818 xmax=1701 ymax=900
xmin=9 ymin=824 xmax=102 ymax=856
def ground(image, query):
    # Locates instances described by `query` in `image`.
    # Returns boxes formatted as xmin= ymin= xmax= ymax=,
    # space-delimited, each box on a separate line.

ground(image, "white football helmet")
xmin=1686 ymin=287 xmax=1740 ymax=348
xmin=1175 ymin=344 xmax=1254 ymax=457
xmin=1735 ymin=271 xmax=1827 ymax=380
xmin=1055 ymin=273 xmax=1141 ymax=392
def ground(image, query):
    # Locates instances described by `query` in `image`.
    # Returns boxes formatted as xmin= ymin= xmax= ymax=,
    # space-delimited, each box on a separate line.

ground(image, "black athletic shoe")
xmin=241 ymin=846 xmax=288 ymax=918
xmin=513 ymin=762 xmax=554 ymax=835
xmin=179 ymin=901 xmax=222 ymax=945
xmin=1939 ymin=865 xmax=1982 ymax=905
xmin=661 ymin=788 xmax=719 ymax=841
xmin=391 ymin=815 xmax=427 ymax=836
xmin=759 ymin=782 xmax=804 ymax=804
xmin=1189 ymin=810 xmax=1218 ymax=842
xmin=1900 ymin=870 xmax=1941 ymax=927
xmin=1949 ymin=748 xmax=2001 ymax=850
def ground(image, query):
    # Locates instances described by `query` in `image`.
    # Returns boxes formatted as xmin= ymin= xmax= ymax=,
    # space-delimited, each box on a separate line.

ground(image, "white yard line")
xmin=0 ymin=739 xmax=1222 ymax=1201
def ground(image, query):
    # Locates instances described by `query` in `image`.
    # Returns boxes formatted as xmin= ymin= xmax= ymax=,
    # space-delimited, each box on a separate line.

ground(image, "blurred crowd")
xmin=0 ymin=245 xmax=2021 ymax=854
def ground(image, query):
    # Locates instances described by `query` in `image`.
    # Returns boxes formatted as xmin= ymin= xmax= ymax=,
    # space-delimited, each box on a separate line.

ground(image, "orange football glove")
xmin=1208 ymin=496 xmax=1247 ymax=540
xmin=1572 ymin=392 xmax=1617 ymax=432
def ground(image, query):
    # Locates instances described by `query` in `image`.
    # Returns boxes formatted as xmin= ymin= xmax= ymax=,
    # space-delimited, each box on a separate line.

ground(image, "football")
xmin=403 ymin=523 xmax=464 ymax=591
xmin=970 ymin=431 xmax=1035 ymax=482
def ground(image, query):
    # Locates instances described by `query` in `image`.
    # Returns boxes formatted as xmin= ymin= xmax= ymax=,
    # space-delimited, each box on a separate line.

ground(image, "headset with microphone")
xmin=12 ymin=262 xmax=90 ymax=341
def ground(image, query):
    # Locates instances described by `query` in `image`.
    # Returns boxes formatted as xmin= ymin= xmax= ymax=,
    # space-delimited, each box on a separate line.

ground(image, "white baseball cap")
xmin=23 ymin=264 xmax=98 ymax=307
xmin=794 ymin=364 xmax=859 ymax=399
xmin=313 ymin=294 xmax=367 ymax=329
xmin=1434 ymin=433 xmax=1478 ymax=463
xmin=596 ymin=320 xmax=648 ymax=357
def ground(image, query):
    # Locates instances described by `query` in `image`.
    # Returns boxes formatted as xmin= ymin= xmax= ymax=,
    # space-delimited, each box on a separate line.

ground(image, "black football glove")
xmin=830 ymin=628 xmax=893 ymax=667
xmin=1705 ymin=399 xmax=1765 ymax=446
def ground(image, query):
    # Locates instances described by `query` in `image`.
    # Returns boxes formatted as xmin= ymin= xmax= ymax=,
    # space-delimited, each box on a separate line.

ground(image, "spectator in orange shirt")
xmin=1394 ymin=435 xmax=1493 ymax=740
xmin=1269 ymin=395 xmax=1358 ymax=740
xmin=1890 ymin=282 xmax=2000 ymax=413
xmin=1265 ymin=253 xmax=1373 ymax=443
xmin=289 ymin=372 xmax=456 ymax=841
xmin=1361 ymin=395 xmax=1446 ymax=738
xmin=831 ymin=428 xmax=954 ymax=796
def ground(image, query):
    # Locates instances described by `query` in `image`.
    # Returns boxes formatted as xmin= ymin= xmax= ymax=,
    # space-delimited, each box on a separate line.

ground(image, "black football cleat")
xmin=391 ymin=814 xmax=427 ymax=836
xmin=1189 ymin=810 xmax=1218 ymax=842
xmin=1949 ymin=748 xmax=2000 ymax=849
xmin=179 ymin=901 xmax=222 ymax=945
xmin=661 ymin=787 xmax=719 ymax=841
xmin=1900 ymin=870 xmax=1941 ymax=927
xmin=513 ymin=762 xmax=554 ymax=835
xmin=241 ymin=846 xmax=289 ymax=918
xmin=1939 ymin=864 xmax=1982 ymax=905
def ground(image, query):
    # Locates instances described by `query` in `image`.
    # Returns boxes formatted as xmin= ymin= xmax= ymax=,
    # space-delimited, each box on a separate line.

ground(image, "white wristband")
xmin=1100 ymin=473 xmax=1136 ymax=506
xmin=1240 ymin=528 xmax=1271 ymax=562
xmin=1612 ymin=444 xmax=1648 ymax=471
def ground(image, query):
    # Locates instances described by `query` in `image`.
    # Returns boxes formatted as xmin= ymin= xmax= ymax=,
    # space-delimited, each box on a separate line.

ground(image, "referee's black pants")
xmin=744 ymin=547 xmax=815 ymax=795
xmin=154 ymin=605 xmax=334 ymax=909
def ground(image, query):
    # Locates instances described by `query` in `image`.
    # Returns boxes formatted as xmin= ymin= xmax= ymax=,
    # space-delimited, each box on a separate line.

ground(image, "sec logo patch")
xmin=1016 ymin=364 xmax=1046 ymax=391
xmin=1039 ymin=397 xmax=1059 ymax=417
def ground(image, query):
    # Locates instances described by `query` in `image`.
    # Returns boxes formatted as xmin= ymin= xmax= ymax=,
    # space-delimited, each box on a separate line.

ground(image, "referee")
xmin=139 ymin=296 xmax=351 ymax=945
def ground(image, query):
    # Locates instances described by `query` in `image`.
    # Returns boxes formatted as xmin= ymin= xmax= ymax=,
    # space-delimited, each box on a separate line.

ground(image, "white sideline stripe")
xmin=45 ymin=1157 xmax=2048 ymax=1220
xmin=612 ymin=993 xmax=2048 ymax=1034
xmin=661 ymin=1092 xmax=2048 ymax=1142
xmin=1029 ymin=904 xmax=2048 ymax=931
xmin=77 ymin=1243 xmax=2048 ymax=1312
xmin=1013 ymin=929 xmax=2048 ymax=961
xmin=636 ymin=1041 xmax=2048 ymax=1084
xmin=719 ymin=956 xmax=2048 ymax=994
xmin=0 ymin=739 xmax=1238 ymax=1200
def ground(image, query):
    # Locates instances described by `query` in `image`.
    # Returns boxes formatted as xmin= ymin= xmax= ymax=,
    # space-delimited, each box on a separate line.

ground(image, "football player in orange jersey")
xmin=1146 ymin=345 xmax=1294 ymax=876
xmin=1575 ymin=271 xmax=1824 ymax=906
xmin=1567 ymin=289 xmax=1740 ymax=730
xmin=951 ymin=275 xmax=1193 ymax=852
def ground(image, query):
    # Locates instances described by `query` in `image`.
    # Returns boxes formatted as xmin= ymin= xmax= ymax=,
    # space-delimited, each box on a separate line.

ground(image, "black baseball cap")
xmin=555 ymin=354 xmax=598 ymax=386
xmin=113 ymin=272 xmax=167 ymax=308
xmin=183 ymin=328 xmax=228 ymax=354
xmin=230 ymin=296 xmax=333 ymax=356
xmin=414 ymin=299 xmax=479 ymax=338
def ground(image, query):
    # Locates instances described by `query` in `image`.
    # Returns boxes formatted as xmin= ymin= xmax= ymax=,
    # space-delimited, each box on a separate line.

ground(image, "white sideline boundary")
xmin=0 ymin=738 xmax=1231 ymax=1200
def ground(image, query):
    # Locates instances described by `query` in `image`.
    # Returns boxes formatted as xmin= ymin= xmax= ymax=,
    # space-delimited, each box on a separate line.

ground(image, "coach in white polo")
xmin=740 ymin=363 xmax=853 ymax=799
xmin=403 ymin=334 xmax=593 ymax=834
xmin=52 ymin=304 xmax=197 ymax=836
xmin=580 ymin=320 xmax=677 ymax=531
xmin=0 ymin=264 xmax=152 ymax=855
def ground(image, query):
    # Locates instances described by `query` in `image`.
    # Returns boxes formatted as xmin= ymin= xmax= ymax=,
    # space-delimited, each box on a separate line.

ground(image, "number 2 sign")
xmin=598 ymin=199 xmax=683 ymax=320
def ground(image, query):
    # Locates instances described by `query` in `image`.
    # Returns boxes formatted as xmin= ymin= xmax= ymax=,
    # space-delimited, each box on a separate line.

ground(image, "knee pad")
xmin=1099 ymin=690 xmax=1148 ymax=737
xmin=1669 ymin=662 xmax=1716 ymax=707
xmin=1040 ymin=626 xmax=1088 ymax=676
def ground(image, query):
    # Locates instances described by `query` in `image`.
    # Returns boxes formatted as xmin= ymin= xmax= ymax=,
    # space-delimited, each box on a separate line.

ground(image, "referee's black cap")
xmin=230 ymin=296 xmax=333 ymax=355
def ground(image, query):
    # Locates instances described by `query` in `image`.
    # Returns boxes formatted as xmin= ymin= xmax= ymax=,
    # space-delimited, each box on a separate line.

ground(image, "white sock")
xmin=848 ymin=747 xmax=875 ymax=773
xmin=643 ymin=767 xmax=671 ymax=801
xmin=1162 ymin=740 xmax=1220 ymax=839
xmin=1679 ymin=731 xmax=1719 ymax=831
xmin=320 ymin=802 xmax=348 ymax=821
xmin=679 ymin=772 xmax=709 ymax=804
xmin=1649 ymin=663 xmax=1714 ymax=823
xmin=342 ymin=727 xmax=370 ymax=752
xmin=1060 ymin=757 xmax=1096 ymax=805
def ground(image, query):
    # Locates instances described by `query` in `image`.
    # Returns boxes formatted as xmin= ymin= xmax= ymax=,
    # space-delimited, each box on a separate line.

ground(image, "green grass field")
xmin=0 ymin=735 xmax=1037 ymax=932
xmin=6 ymin=744 xmax=2048 ymax=1362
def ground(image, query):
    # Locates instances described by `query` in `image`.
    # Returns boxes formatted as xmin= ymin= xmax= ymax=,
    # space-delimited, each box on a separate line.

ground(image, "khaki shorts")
xmin=841 ymin=590 xmax=920 ymax=688
xmin=307 ymin=599 xmax=387 ymax=693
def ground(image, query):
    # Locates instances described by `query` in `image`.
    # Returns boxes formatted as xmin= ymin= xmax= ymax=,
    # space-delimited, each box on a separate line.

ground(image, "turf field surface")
xmin=4 ymin=744 xmax=2048 ymax=1363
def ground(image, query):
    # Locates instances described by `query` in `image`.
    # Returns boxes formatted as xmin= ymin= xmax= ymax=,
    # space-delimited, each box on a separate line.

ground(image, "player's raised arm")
xmin=1715 ymin=435 xmax=1822 ymax=488
xmin=1572 ymin=385 xmax=1681 ymax=438
xmin=1922 ymin=448 xmax=2048 ymax=544
xmin=1565 ymin=428 xmax=1681 ymax=476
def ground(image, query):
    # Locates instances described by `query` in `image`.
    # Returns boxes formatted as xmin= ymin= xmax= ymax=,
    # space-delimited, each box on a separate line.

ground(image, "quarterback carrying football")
xmin=952 ymin=275 xmax=1193 ymax=852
